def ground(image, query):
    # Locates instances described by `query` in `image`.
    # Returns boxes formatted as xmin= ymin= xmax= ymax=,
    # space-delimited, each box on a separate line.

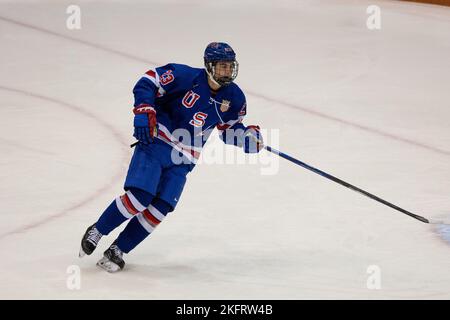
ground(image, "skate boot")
xmin=97 ymin=240 xmax=125 ymax=273
xmin=79 ymin=224 xmax=103 ymax=257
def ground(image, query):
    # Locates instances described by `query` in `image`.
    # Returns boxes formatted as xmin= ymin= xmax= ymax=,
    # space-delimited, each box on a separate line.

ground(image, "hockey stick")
xmin=129 ymin=139 xmax=447 ymax=224
xmin=264 ymin=145 xmax=450 ymax=225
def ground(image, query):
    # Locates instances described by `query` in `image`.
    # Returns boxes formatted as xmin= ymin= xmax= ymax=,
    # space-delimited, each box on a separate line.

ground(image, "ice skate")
xmin=79 ymin=224 xmax=103 ymax=257
xmin=96 ymin=240 xmax=125 ymax=273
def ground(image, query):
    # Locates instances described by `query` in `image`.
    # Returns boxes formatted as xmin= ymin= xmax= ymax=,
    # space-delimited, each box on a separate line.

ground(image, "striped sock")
xmin=116 ymin=199 xmax=171 ymax=253
xmin=95 ymin=200 xmax=127 ymax=236
xmin=96 ymin=190 xmax=151 ymax=236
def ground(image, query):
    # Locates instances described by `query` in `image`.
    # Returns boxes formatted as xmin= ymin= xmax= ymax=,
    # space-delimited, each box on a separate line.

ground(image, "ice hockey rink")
xmin=1 ymin=0 xmax=449 ymax=299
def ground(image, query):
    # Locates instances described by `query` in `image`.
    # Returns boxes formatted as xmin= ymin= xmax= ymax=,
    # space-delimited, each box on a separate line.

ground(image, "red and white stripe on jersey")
xmin=156 ymin=123 xmax=202 ymax=163
xmin=238 ymin=102 xmax=247 ymax=116
xmin=142 ymin=69 xmax=166 ymax=97
xmin=115 ymin=191 xmax=147 ymax=219
xmin=136 ymin=204 xmax=166 ymax=233
xmin=216 ymin=116 xmax=244 ymax=131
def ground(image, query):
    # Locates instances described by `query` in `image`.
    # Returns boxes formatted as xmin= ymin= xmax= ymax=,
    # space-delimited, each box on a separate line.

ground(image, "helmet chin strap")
xmin=206 ymin=68 xmax=221 ymax=88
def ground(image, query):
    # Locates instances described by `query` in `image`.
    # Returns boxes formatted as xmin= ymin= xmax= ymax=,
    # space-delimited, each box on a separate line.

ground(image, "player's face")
xmin=207 ymin=59 xmax=239 ymax=88
xmin=215 ymin=61 xmax=234 ymax=78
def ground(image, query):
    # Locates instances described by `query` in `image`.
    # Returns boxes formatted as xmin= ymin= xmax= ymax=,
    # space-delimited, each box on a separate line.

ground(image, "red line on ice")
xmin=0 ymin=86 xmax=129 ymax=240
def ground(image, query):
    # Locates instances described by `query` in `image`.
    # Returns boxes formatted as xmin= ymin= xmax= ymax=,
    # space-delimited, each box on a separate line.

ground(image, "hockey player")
xmin=79 ymin=42 xmax=264 ymax=272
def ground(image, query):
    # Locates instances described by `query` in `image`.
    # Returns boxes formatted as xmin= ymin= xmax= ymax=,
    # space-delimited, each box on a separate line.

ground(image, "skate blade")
xmin=79 ymin=246 xmax=86 ymax=258
xmin=97 ymin=257 xmax=121 ymax=273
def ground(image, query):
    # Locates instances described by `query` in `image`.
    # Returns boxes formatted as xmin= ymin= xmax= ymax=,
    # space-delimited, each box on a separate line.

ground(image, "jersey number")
xmin=160 ymin=70 xmax=174 ymax=85
xmin=189 ymin=112 xmax=208 ymax=127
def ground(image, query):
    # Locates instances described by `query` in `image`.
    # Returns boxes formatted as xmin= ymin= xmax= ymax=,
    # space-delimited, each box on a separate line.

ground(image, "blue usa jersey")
xmin=133 ymin=63 xmax=248 ymax=163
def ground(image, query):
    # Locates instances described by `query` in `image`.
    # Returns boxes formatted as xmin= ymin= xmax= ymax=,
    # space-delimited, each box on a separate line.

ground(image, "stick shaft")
xmin=130 ymin=141 xmax=138 ymax=148
xmin=264 ymin=146 xmax=429 ymax=224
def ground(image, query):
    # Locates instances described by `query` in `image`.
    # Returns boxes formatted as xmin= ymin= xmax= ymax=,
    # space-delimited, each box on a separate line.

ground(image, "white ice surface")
xmin=0 ymin=0 xmax=449 ymax=299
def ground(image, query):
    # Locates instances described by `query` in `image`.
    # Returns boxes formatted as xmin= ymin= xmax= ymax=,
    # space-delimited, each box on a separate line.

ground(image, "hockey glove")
xmin=243 ymin=125 xmax=264 ymax=153
xmin=133 ymin=104 xmax=158 ymax=144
